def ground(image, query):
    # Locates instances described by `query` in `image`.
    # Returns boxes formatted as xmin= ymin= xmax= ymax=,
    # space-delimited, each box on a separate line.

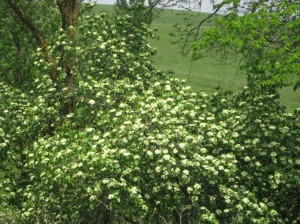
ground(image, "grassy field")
xmin=149 ymin=10 xmax=246 ymax=92
xmin=95 ymin=5 xmax=299 ymax=111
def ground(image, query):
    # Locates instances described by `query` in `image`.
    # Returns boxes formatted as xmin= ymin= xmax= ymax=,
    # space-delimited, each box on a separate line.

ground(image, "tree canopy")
xmin=188 ymin=0 xmax=300 ymax=90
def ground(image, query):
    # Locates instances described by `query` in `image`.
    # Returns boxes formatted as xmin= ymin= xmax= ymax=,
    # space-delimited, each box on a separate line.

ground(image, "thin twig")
xmin=182 ymin=2 xmax=225 ymax=55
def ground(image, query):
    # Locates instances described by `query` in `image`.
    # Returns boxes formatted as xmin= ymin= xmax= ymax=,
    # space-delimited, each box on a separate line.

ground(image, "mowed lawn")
xmin=95 ymin=5 xmax=299 ymax=111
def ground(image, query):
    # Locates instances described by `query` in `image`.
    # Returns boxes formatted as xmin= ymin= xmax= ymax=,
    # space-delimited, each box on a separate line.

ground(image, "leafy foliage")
xmin=115 ymin=0 xmax=154 ymax=25
xmin=0 ymin=0 xmax=59 ymax=87
xmin=192 ymin=0 xmax=300 ymax=90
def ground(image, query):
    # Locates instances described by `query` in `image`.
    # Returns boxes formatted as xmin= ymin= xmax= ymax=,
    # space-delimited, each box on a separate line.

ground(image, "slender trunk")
xmin=56 ymin=0 xmax=81 ymax=116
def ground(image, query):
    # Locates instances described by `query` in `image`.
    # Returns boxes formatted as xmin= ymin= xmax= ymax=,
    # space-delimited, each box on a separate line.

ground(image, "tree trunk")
xmin=56 ymin=0 xmax=81 ymax=116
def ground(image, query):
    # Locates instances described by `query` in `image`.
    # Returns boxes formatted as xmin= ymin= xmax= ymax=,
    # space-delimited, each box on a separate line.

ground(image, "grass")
xmin=95 ymin=5 xmax=299 ymax=111
xmin=149 ymin=17 xmax=246 ymax=92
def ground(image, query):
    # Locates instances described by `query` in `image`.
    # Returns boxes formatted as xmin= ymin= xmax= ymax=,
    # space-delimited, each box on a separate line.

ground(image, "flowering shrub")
xmin=1 ymin=12 xmax=299 ymax=224
xmin=14 ymin=79 xmax=299 ymax=223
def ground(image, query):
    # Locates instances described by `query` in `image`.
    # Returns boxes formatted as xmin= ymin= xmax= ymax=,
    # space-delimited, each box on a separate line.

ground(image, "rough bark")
xmin=56 ymin=0 xmax=81 ymax=31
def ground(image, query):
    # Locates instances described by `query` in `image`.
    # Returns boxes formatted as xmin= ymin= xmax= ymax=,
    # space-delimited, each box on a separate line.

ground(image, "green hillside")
xmin=150 ymin=10 xmax=246 ymax=92
xmin=95 ymin=5 xmax=299 ymax=111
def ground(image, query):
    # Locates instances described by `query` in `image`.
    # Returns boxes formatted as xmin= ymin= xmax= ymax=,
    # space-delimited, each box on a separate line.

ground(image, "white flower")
xmin=200 ymin=123 xmax=207 ymax=128
xmin=183 ymin=170 xmax=189 ymax=175
xmin=187 ymin=187 xmax=193 ymax=193
xmin=178 ymin=143 xmax=186 ymax=149
xmin=232 ymin=132 xmax=239 ymax=138
xmin=224 ymin=209 xmax=230 ymax=213
xmin=103 ymin=132 xmax=110 ymax=138
xmin=119 ymin=103 xmax=126 ymax=108
xmin=270 ymin=152 xmax=277 ymax=157
xmin=100 ymin=43 xmax=106 ymax=49
xmin=146 ymin=151 xmax=153 ymax=156
xmin=194 ymin=183 xmax=201 ymax=190
xmin=254 ymin=162 xmax=261 ymax=167
xmin=108 ymin=194 xmax=115 ymax=199
xmin=244 ymin=156 xmax=251 ymax=162
xmin=88 ymin=99 xmax=96 ymax=105
xmin=155 ymin=166 xmax=161 ymax=172
xmin=242 ymin=198 xmax=250 ymax=204
xmin=165 ymin=85 xmax=171 ymax=91
xmin=200 ymin=148 xmax=207 ymax=153
xmin=102 ymin=179 xmax=109 ymax=184
xmin=60 ymin=138 xmax=67 ymax=145
xmin=163 ymin=155 xmax=171 ymax=161
xmin=130 ymin=187 xmax=138 ymax=194
xmin=205 ymin=155 xmax=213 ymax=160
xmin=92 ymin=135 xmax=99 ymax=141
xmin=86 ymin=128 xmax=93 ymax=133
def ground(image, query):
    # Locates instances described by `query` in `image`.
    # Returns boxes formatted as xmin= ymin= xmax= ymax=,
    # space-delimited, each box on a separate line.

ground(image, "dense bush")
xmin=1 ymin=12 xmax=299 ymax=224
xmin=15 ymin=78 xmax=298 ymax=223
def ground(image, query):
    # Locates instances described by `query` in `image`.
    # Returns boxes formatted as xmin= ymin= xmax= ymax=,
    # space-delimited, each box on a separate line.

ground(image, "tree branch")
xmin=181 ymin=2 xmax=226 ymax=55
xmin=6 ymin=0 xmax=46 ymax=49
xmin=6 ymin=0 xmax=58 ymax=82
